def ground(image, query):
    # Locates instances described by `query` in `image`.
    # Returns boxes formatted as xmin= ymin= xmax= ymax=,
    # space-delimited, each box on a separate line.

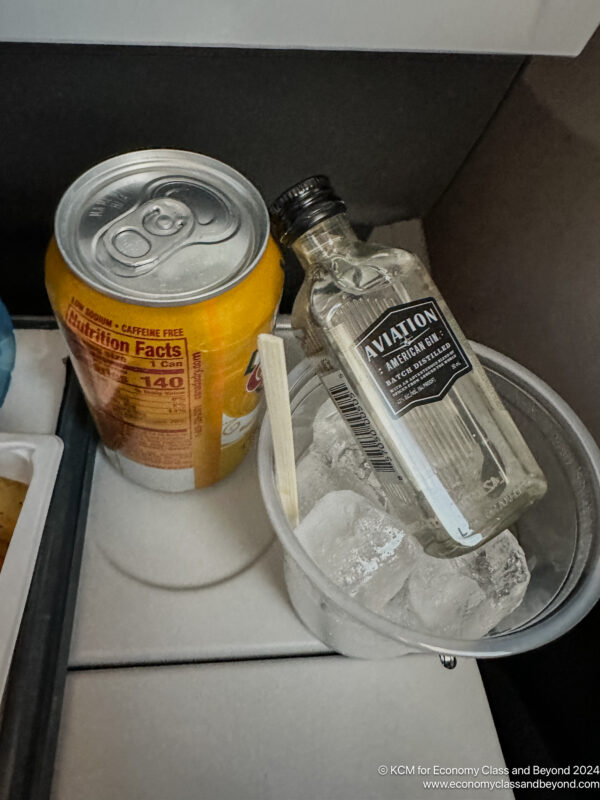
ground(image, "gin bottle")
xmin=270 ymin=177 xmax=547 ymax=557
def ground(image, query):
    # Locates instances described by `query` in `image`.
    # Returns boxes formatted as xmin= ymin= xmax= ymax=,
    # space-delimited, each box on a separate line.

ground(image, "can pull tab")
xmin=103 ymin=197 xmax=194 ymax=272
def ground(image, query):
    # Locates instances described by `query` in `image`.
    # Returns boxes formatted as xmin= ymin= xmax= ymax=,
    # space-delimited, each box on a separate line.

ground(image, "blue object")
xmin=0 ymin=299 xmax=16 ymax=406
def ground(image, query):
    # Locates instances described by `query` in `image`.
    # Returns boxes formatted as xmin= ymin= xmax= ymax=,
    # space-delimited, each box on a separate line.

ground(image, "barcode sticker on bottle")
xmin=321 ymin=370 xmax=398 ymax=475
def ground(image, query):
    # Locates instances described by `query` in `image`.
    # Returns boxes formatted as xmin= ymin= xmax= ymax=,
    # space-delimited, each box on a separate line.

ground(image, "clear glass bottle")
xmin=270 ymin=176 xmax=547 ymax=557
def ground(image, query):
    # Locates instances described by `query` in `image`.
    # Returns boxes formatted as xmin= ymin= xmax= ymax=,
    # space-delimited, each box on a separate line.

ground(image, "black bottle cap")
xmin=269 ymin=176 xmax=346 ymax=248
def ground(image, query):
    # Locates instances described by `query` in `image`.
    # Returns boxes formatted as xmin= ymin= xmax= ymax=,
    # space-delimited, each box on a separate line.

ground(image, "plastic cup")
xmin=258 ymin=343 xmax=600 ymax=660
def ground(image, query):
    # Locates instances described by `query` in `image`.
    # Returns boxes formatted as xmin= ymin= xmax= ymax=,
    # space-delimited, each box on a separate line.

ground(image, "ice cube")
xmin=295 ymin=398 xmax=387 ymax=520
xmin=311 ymin=399 xmax=376 ymax=481
xmin=296 ymin=447 xmax=387 ymax=520
xmin=388 ymin=562 xmax=492 ymax=639
xmin=384 ymin=529 xmax=530 ymax=639
xmin=296 ymin=450 xmax=339 ymax=520
xmin=332 ymin=447 xmax=387 ymax=507
xmin=391 ymin=568 xmax=488 ymax=639
xmin=295 ymin=490 xmax=421 ymax=611
xmin=310 ymin=397 xmax=351 ymax=459
xmin=460 ymin=529 xmax=530 ymax=625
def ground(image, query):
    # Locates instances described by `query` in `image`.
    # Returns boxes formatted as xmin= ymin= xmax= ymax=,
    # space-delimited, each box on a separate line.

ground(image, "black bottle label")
xmin=354 ymin=297 xmax=472 ymax=417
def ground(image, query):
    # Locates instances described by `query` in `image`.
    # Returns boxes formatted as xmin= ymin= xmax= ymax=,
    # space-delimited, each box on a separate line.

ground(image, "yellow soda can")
xmin=46 ymin=150 xmax=283 ymax=491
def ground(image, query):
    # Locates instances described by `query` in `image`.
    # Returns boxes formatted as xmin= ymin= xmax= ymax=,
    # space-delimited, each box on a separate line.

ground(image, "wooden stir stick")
xmin=258 ymin=334 xmax=299 ymax=528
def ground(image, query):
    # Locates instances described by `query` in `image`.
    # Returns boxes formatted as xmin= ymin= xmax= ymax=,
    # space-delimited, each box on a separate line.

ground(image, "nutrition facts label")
xmin=64 ymin=300 xmax=195 ymax=468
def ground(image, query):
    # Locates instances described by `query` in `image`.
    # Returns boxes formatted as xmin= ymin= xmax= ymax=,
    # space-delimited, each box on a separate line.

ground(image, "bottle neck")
xmin=291 ymin=214 xmax=358 ymax=271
